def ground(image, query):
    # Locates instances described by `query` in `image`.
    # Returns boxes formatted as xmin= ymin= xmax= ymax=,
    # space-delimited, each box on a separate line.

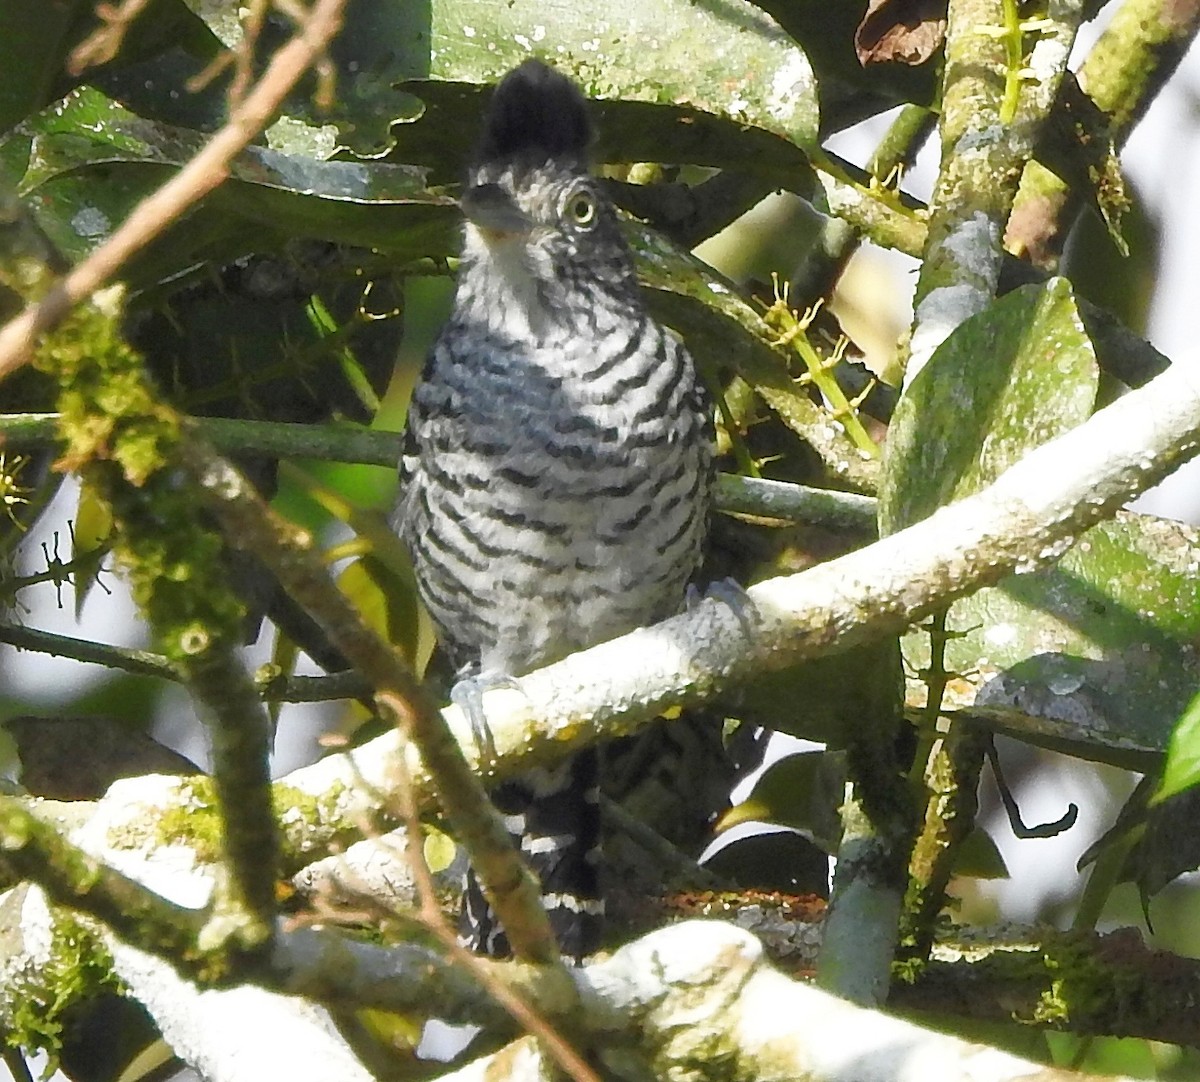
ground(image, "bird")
xmin=392 ymin=58 xmax=713 ymax=960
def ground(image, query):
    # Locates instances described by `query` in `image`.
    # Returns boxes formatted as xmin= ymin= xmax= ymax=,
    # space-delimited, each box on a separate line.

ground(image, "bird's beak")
xmin=460 ymin=183 xmax=532 ymax=241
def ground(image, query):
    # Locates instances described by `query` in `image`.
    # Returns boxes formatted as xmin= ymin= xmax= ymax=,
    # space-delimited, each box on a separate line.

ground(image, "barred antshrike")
xmin=394 ymin=59 xmax=712 ymax=960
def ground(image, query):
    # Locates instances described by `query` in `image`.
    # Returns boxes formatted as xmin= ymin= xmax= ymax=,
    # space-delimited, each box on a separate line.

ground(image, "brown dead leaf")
xmin=855 ymin=0 xmax=948 ymax=66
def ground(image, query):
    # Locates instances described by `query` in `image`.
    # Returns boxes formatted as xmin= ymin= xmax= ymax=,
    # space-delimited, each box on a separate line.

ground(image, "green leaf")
xmin=376 ymin=0 xmax=819 ymax=159
xmin=0 ymin=0 xmax=92 ymax=135
xmin=720 ymin=749 xmax=844 ymax=853
xmin=881 ymin=277 xmax=1099 ymax=532
xmin=0 ymin=0 xmax=221 ymax=135
xmin=71 ymin=480 xmax=113 ymax=619
xmin=337 ymin=553 xmax=424 ymax=671
xmin=389 ymin=79 xmax=816 ymax=191
xmin=1 ymin=88 xmax=458 ymax=280
xmin=876 ymin=279 xmax=1200 ymax=768
xmin=1155 ymin=690 xmax=1200 ymax=804
xmin=140 ymin=0 xmax=821 ymax=171
xmin=952 ymin=827 xmax=1009 ymax=880
xmin=733 ymin=643 xmax=902 ymax=746
xmin=423 ymin=826 xmax=457 ymax=874
xmin=909 ymin=511 xmax=1200 ymax=769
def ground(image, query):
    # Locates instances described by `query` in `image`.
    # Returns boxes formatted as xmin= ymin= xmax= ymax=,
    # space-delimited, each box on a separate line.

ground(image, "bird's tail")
xmin=460 ymin=747 xmax=603 ymax=961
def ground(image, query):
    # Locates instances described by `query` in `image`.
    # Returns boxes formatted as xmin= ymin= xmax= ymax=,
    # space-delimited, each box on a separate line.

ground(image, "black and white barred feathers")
xmin=393 ymin=59 xmax=713 ymax=960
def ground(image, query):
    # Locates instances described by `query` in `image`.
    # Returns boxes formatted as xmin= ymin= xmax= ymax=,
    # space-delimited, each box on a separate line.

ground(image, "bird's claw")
xmin=451 ymin=670 xmax=522 ymax=764
xmin=687 ymin=577 xmax=760 ymax=638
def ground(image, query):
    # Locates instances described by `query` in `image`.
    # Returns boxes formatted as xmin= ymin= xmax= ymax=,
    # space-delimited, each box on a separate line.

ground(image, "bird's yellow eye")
xmin=566 ymin=191 xmax=597 ymax=227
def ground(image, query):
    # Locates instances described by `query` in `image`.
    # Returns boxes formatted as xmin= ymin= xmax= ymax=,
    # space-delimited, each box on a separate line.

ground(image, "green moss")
xmin=272 ymin=779 xmax=368 ymax=869
xmin=33 ymin=292 xmax=247 ymax=668
xmin=6 ymin=907 xmax=116 ymax=1072
xmin=151 ymin=781 xmax=223 ymax=862
xmin=1033 ymin=933 xmax=1147 ymax=1034
xmin=923 ymin=930 xmax=1156 ymax=1037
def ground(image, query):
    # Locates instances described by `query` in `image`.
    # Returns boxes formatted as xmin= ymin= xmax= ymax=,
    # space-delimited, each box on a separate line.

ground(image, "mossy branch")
xmin=35 ymin=293 xmax=280 ymax=956
xmin=0 ymin=796 xmax=209 ymax=973
xmin=1008 ymin=0 xmax=1200 ymax=267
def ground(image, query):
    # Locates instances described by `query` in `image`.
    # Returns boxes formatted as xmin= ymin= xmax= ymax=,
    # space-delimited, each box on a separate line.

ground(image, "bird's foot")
xmin=687 ymin=577 xmax=760 ymax=638
xmin=451 ymin=669 xmax=523 ymax=763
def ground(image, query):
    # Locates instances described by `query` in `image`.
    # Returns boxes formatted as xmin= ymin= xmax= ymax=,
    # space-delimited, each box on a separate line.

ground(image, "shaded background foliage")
xmin=2 ymin=0 xmax=1200 ymax=1079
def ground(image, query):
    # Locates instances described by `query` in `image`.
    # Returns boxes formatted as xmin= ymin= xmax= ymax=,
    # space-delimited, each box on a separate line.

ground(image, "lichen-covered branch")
xmin=815 ymin=643 xmax=912 ymax=1007
xmin=8 ymin=846 xmax=1200 ymax=1070
xmin=1008 ymin=0 xmax=1200 ymax=267
xmin=1080 ymin=0 xmax=1200 ymax=135
xmin=902 ymin=721 xmax=990 ymax=960
xmin=909 ymin=0 xmax=1086 ymax=381
xmin=433 ymin=923 xmax=1137 ymax=1082
xmin=814 ymin=159 xmax=929 ymax=257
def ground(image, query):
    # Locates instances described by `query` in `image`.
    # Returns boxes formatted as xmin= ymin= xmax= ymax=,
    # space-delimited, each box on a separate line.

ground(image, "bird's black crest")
xmin=475 ymin=60 xmax=592 ymax=166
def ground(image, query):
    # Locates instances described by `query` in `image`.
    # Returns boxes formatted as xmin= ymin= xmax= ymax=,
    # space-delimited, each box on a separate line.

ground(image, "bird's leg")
xmin=451 ymin=667 xmax=523 ymax=762
xmin=687 ymin=577 xmax=760 ymax=638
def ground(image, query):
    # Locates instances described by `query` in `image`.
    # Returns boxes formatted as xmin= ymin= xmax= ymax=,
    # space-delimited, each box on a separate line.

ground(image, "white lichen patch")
xmin=71 ymin=206 xmax=111 ymax=239
xmin=906 ymin=213 xmax=1001 ymax=386
xmin=765 ymin=49 xmax=815 ymax=128
xmin=954 ymin=123 xmax=1006 ymax=156
xmin=907 ymin=283 xmax=990 ymax=387
xmin=817 ymin=171 xmax=863 ymax=214
xmin=189 ymin=0 xmax=242 ymax=47
xmin=941 ymin=211 xmax=1002 ymax=283
xmin=983 ymin=622 xmax=1018 ymax=649
xmin=1027 ymin=36 xmax=1069 ymax=86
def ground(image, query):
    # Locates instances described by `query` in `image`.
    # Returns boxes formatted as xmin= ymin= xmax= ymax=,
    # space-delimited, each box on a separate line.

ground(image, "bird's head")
xmin=457 ymin=60 xmax=639 ymax=329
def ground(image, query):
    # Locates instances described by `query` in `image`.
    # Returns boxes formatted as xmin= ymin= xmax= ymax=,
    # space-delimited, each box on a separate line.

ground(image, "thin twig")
xmin=0 ymin=0 xmax=350 ymax=384
xmin=389 ymin=710 xmax=599 ymax=1082
xmin=179 ymin=429 xmax=562 ymax=966
xmin=67 ymin=0 xmax=156 ymax=75
xmin=0 ymin=623 xmax=182 ymax=682
xmin=0 ymin=412 xmax=881 ymax=530
xmin=0 ymin=622 xmax=372 ymax=700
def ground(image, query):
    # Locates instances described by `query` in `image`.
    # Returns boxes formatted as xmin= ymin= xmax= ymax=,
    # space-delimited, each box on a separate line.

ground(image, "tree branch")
xmin=1008 ymin=0 xmax=1200 ymax=267
xmin=430 ymin=923 xmax=1140 ymax=1082
xmin=908 ymin=0 xmax=1085 ymax=383
xmin=271 ymin=343 xmax=1200 ymax=883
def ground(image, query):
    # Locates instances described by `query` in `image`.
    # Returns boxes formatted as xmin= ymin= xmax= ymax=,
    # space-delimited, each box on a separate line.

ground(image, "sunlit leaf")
xmin=423 ymin=826 xmax=457 ymax=874
xmin=912 ymin=512 xmax=1200 ymax=769
xmin=1155 ymin=691 xmax=1200 ymax=804
xmin=881 ymin=277 xmax=1099 ymax=531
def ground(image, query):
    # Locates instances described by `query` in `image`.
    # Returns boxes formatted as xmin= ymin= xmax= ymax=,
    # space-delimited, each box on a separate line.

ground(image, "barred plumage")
xmin=393 ymin=59 xmax=712 ymax=959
